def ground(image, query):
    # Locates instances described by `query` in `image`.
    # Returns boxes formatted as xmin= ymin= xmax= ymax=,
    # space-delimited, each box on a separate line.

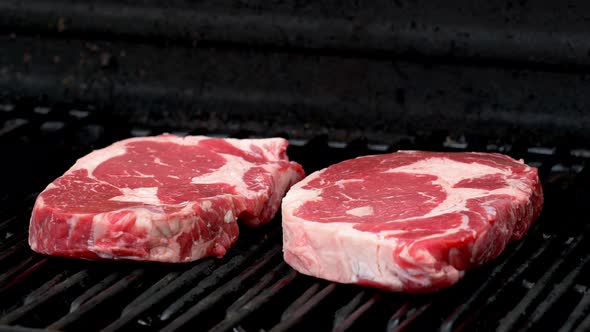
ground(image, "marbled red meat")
xmin=29 ymin=134 xmax=304 ymax=262
xmin=282 ymin=151 xmax=543 ymax=292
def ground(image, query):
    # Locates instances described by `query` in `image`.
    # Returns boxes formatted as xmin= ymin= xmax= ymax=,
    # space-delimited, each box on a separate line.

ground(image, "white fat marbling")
xmin=346 ymin=206 xmax=374 ymax=217
xmin=110 ymin=187 xmax=161 ymax=205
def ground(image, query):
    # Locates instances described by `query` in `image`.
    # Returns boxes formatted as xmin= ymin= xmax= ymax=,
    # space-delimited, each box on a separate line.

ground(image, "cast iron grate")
xmin=0 ymin=100 xmax=589 ymax=332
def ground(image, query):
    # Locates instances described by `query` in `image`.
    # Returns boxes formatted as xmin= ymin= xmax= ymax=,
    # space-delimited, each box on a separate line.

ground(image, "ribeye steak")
xmin=29 ymin=134 xmax=304 ymax=262
xmin=282 ymin=151 xmax=543 ymax=292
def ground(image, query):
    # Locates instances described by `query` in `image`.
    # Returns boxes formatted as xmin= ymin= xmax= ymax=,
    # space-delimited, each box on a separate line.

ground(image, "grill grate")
xmin=0 ymin=100 xmax=589 ymax=332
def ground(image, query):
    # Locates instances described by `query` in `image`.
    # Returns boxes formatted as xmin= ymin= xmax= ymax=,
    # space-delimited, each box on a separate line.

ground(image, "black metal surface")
xmin=3 ymin=2 xmax=590 ymax=144
xmin=2 ymin=0 xmax=590 ymax=68
xmin=0 ymin=101 xmax=589 ymax=332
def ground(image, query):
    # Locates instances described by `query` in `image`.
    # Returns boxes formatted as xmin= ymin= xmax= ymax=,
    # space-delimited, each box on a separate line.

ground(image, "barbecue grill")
xmin=1 ymin=1 xmax=590 ymax=331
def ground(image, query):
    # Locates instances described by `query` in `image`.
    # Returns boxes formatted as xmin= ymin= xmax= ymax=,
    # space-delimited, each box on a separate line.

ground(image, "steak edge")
xmin=282 ymin=151 xmax=543 ymax=292
xmin=29 ymin=134 xmax=304 ymax=262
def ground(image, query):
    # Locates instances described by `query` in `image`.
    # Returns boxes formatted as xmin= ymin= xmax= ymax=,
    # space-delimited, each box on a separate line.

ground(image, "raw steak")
xmin=29 ymin=134 xmax=304 ymax=262
xmin=282 ymin=151 xmax=543 ymax=292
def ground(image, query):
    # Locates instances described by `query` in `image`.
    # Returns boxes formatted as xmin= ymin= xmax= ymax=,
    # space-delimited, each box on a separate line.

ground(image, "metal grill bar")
xmin=23 ymin=272 xmax=67 ymax=305
xmin=225 ymin=263 xmax=287 ymax=313
xmin=497 ymin=232 xmax=589 ymax=332
xmin=0 ymin=256 xmax=43 ymax=288
xmin=101 ymin=260 xmax=217 ymax=332
xmin=332 ymin=292 xmax=381 ymax=332
xmin=0 ymin=270 xmax=90 ymax=325
xmin=525 ymin=254 xmax=590 ymax=329
xmin=280 ymin=282 xmax=322 ymax=320
xmin=0 ymin=216 xmax=18 ymax=234
xmin=69 ymin=272 xmax=122 ymax=312
xmin=448 ymin=235 xmax=559 ymax=331
xmin=441 ymin=224 xmax=549 ymax=331
xmin=332 ymin=291 xmax=367 ymax=328
xmin=389 ymin=303 xmax=431 ymax=331
xmin=559 ymin=291 xmax=590 ymax=332
xmin=102 ymin=230 xmax=280 ymax=332
xmin=159 ymin=243 xmax=281 ymax=323
xmin=48 ymin=269 xmax=145 ymax=330
xmin=0 ymin=240 xmax=28 ymax=269
xmin=577 ymin=312 xmax=590 ymax=332
xmin=119 ymin=271 xmax=181 ymax=316
xmin=0 ymin=257 xmax=48 ymax=291
xmin=161 ymin=245 xmax=283 ymax=331
xmin=270 ymin=283 xmax=338 ymax=332
xmin=209 ymin=264 xmax=298 ymax=332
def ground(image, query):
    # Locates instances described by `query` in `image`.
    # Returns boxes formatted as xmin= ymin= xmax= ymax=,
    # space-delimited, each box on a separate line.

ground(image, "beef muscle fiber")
xmin=29 ymin=134 xmax=304 ymax=262
xmin=282 ymin=151 xmax=543 ymax=292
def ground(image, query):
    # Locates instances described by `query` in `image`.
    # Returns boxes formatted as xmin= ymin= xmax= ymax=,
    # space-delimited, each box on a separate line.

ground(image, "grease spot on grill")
xmin=368 ymin=143 xmax=390 ymax=151
xmin=41 ymin=121 xmax=65 ymax=132
xmin=527 ymin=147 xmax=555 ymax=155
xmin=69 ymin=109 xmax=90 ymax=119
xmin=571 ymin=149 xmax=590 ymax=158
xmin=528 ymin=161 xmax=542 ymax=168
xmin=498 ymin=144 xmax=512 ymax=152
xmin=521 ymin=280 xmax=535 ymax=289
xmin=171 ymin=131 xmax=189 ymax=136
xmin=443 ymin=141 xmax=468 ymax=149
xmin=328 ymin=141 xmax=347 ymax=149
xmin=551 ymin=164 xmax=569 ymax=173
xmin=574 ymin=284 xmax=587 ymax=294
xmin=34 ymin=106 xmax=51 ymax=114
xmin=443 ymin=136 xmax=468 ymax=149
xmin=288 ymin=138 xmax=308 ymax=146
xmin=0 ymin=118 xmax=28 ymax=135
xmin=137 ymin=317 xmax=152 ymax=326
xmin=0 ymin=104 xmax=15 ymax=112
xmin=131 ymin=128 xmax=151 ymax=137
